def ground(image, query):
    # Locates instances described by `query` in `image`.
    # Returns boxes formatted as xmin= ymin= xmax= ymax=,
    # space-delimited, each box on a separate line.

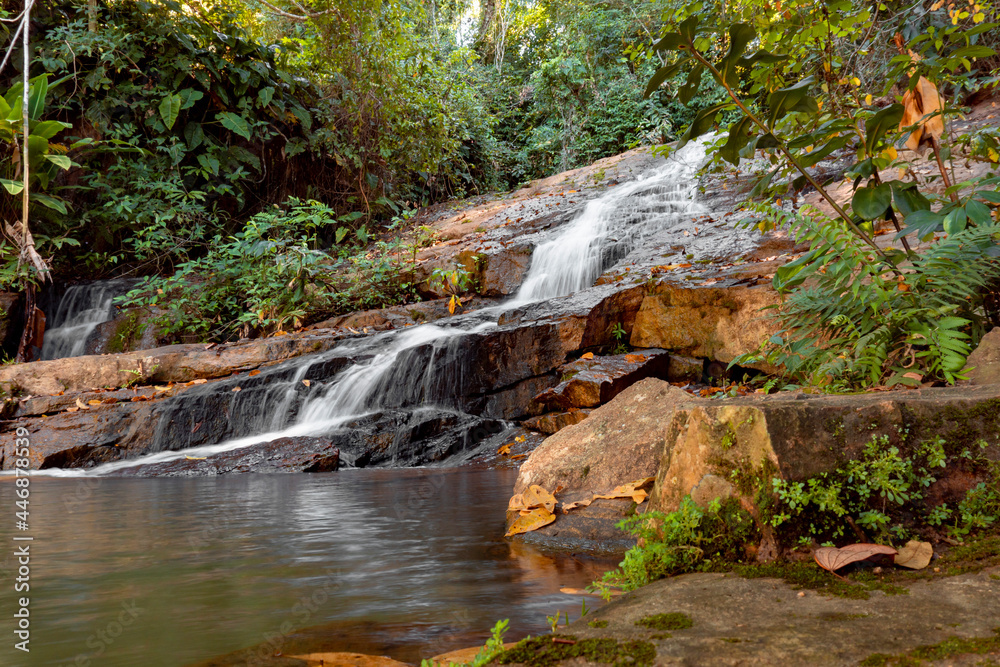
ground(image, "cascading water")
xmin=80 ymin=143 xmax=708 ymax=475
xmin=41 ymin=279 xmax=134 ymax=360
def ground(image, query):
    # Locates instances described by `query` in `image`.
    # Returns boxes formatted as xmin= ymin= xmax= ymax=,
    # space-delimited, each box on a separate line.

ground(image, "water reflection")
xmin=0 ymin=469 xmax=615 ymax=666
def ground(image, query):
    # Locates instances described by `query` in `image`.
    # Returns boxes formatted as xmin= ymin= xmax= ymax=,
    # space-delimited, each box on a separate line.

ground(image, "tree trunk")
xmin=88 ymin=0 xmax=98 ymax=33
xmin=473 ymin=0 xmax=498 ymax=64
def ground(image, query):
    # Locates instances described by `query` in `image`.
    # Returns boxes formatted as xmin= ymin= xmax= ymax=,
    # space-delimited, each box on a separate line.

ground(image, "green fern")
xmin=736 ymin=207 xmax=1000 ymax=389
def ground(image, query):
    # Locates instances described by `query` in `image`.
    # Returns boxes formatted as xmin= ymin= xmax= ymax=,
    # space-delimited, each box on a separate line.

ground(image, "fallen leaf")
xmin=522 ymin=485 xmax=557 ymax=512
xmin=249 ymin=370 xmax=261 ymax=377
xmin=894 ymin=540 xmax=933 ymax=569
xmin=498 ymin=443 xmax=512 ymax=456
xmin=580 ymin=352 xmax=594 ymax=360
xmin=232 ymin=386 xmax=241 ymax=392
xmin=505 ymin=507 xmax=556 ymax=537
xmin=191 ymin=421 xmax=202 ymax=434
xmin=900 ymin=76 xmax=944 ymax=151
xmin=814 ymin=543 xmax=898 ymax=574
xmin=66 ymin=407 xmax=79 ymax=413
xmin=903 ymin=372 xmax=923 ymax=382
xmin=562 ymin=498 xmax=594 ymax=512
xmin=75 ymin=398 xmax=90 ymax=410
xmin=184 ymin=456 xmax=207 ymax=460
xmin=302 ymin=379 xmax=311 ymax=387
xmin=204 ymin=343 xmax=217 ymax=350
xmin=592 ymin=477 xmax=656 ymax=504
xmin=623 ymin=354 xmax=646 ymax=363
xmin=510 ymin=454 xmax=528 ymax=460
xmin=558 ymin=587 xmax=602 ymax=596
xmin=102 ymin=398 xmax=117 ymax=404
xmin=154 ymin=385 xmax=172 ymax=393
xmin=190 ymin=379 xmax=208 ymax=385
xmin=87 ymin=399 xmax=102 ymax=406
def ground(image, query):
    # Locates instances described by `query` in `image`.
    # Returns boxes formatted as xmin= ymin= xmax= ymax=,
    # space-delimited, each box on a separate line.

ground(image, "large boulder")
xmin=630 ymin=282 xmax=781 ymax=369
xmin=967 ymin=327 xmax=1000 ymax=385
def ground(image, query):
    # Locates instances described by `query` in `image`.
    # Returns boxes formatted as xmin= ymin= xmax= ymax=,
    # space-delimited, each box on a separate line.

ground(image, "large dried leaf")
xmin=592 ymin=477 xmax=657 ymax=503
xmin=505 ymin=507 xmax=556 ymax=537
xmin=900 ymin=76 xmax=944 ymax=151
xmin=562 ymin=498 xmax=594 ymax=513
xmin=814 ymin=543 xmax=898 ymax=573
xmin=508 ymin=485 xmax=558 ymax=513
xmin=894 ymin=540 xmax=933 ymax=570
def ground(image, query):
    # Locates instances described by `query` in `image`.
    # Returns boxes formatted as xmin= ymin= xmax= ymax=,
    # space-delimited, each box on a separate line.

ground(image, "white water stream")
xmin=41 ymin=282 xmax=120 ymax=360
xmin=53 ymin=143 xmax=707 ymax=476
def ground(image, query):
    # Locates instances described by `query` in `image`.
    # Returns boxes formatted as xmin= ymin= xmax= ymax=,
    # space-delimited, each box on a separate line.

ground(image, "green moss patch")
xmin=635 ymin=613 xmax=693 ymax=631
xmin=729 ymin=562 xmax=908 ymax=600
xmin=860 ymin=627 xmax=1000 ymax=666
xmin=587 ymin=620 xmax=608 ymax=629
xmin=496 ymin=635 xmax=656 ymax=667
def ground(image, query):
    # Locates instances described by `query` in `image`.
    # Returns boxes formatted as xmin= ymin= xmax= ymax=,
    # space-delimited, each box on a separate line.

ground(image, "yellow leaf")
xmin=522 ymin=485 xmax=557 ymax=512
xmin=865 ymin=94 xmax=873 ymax=106
xmin=505 ymin=507 xmax=556 ymax=537
xmin=184 ymin=456 xmax=208 ymax=461
xmin=302 ymin=379 xmax=311 ymax=387
xmin=498 ymin=443 xmax=512 ymax=456
xmin=851 ymin=77 xmax=860 ymax=86
xmin=448 ymin=295 xmax=457 ymax=315
xmin=886 ymin=146 xmax=898 ymax=160
xmin=988 ymin=148 xmax=999 ymax=163
xmin=580 ymin=352 xmax=594 ymax=360
xmin=822 ymin=61 xmax=831 ymax=72
xmin=515 ymin=435 xmax=526 ymax=442
xmin=88 ymin=399 xmax=102 ymax=406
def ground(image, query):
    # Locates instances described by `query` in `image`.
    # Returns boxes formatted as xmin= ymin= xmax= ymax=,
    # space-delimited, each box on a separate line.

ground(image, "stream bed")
xmin=0 ymin=469 xmax=614 ymax=666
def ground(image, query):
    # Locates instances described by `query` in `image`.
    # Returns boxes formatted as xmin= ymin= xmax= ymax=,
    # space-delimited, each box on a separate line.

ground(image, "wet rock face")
xmin=114 ymin=437 xmax=340 ymax=476
xmin=533 ymin=349 xmax=671 ymax=410
xmin=630 ymin=282 xmax=781 ymax=370
xmin=968 ymin=327 xmax=1000 ymax=385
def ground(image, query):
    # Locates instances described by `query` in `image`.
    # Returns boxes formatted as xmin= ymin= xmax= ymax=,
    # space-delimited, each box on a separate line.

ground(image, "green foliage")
xmin=735 ymin=211 xmax=1000 ymax=389
xmin=770 ymin=435 xmax=998 ymax=543
xmin=119 ymin=198 xmax=362 ymax=341
xmin=589 ymin=496 xmax=757 ymax=600
xmin=646 ymin=3 xmax=1000 ymax=389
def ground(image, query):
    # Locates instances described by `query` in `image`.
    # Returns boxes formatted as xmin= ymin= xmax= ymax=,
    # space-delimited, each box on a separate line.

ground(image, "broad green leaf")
xmin=6 ymin=91 xmax=22 ymax=123
xmin=767 ymin=77 xmax=814 ymax=128
xmin=950 ymin=45 xmax=995 ymax=59
xmin=719 ymin=115 xmax=754 ymax=165
xmin=679 ymin=101 xmax=729 ymax=147
xmin=678 ymin=65 xmax=704 ymax=105
xmin=31 ymin=193 xmax=67 ymax=214
xmin=719 ymin=24 xmax=755 ymax=86
xmin=184 ymin=122 xmax=204 ymax=150
xmin=178 ymin=88 xmax=204 ymax=110
xmin=217 ymin=111 xmax=252 ymax=140
xmin=0 ymin=178 xmax=23 ymax=195
xmin=257 ymin=86 xmax=275 ymax=108
xmin=26 ymin=135 xmax=49 ymax=165
xmin=335 ymin=227 xmax=348 ymax=244
xmin=943 ymin=207 xmax=967 ymax=235
xmin=897 ymin=209 xmax=944 ymax=239
xmin=3 ymin=82 xmax=22 ymax=111
xmin=643 ymin=60 xmax=686 ymax=99
xmin=158 ymin=94 xmax=182 ymax=130
xmin=652 ymin=33 xmax=685 ymax=52
xmin=888 ymin=180 xmax=931 ymax=216
xmin=864 ymin=104 xmax=903 ymax=155
xmin=677 ymin=15 xmax=699 ymax=42
xmin=852 ymin=184 xmax=892 ymax=220
xmin=30 ymin=120 xmax=71 ymax=139
xmin=46 ymin=154 xmax=72 ymax=170
xmin=197 ymin=153 xmax=220 ymax=175
xmin=27 ymin=75 xmax=48 ymax=120
xmin=965 ymin=199 xmax=992 ymax=225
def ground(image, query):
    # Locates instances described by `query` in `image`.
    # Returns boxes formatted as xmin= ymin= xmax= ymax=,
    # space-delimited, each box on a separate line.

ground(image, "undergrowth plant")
xmin=592 ymin=436 xmax=999 ymax=597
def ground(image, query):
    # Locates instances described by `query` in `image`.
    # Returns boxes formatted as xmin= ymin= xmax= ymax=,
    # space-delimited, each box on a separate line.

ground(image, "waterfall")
xmin=41 ymin=280 xmax=133 ymax=360
xmin=514 ymin=142 xmax=707 ymax=303
xmin=81 ymin=144 xmax=707 ymax=474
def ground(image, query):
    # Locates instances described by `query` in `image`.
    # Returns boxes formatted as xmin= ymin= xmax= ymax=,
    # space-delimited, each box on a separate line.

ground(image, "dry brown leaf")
xmin=814 ymin=543 xmax=898 ymax=573
xmin=75 ymin=398 xmax=89 ymax=410
xmin=894 ymin=540 xmax=933 ymax=569
xmin=66 ymin=407 xmax=79 ymax=413
xmin=903 ymin=372 xmax=923 ymax=382
xmin=249 ymin=369 xmax=261 ymax=377
xmin=102 ymin=398 xmax=117 ymax=404
xmin=154 ymin=385 xmax=172 ymax=393
xmin=624 ymin=354 xmax=646 ymax=363
xmin=505 ymin=507 xmax=556 ymax=537
xmin=900 ymin=76 xmax=944 ymax=151
xmin=232 ymin=386 xmax=241 ymax=392
xmin=498 ymin=443 xmax=512 ymax=456
xmin=522 ymin=484 xmax=557 ymax=512
xmin=87 ymin=399 xmax=102 ymax=406
xmin=191 ymin=379 xmax=208 ymax=385
xmin=580 ymin=352 xmax=594 ymax=360
xmin=562 ymin=498 xmax=594 ymax=513
xmin=592 ymin=477 xmax=656 ymax=503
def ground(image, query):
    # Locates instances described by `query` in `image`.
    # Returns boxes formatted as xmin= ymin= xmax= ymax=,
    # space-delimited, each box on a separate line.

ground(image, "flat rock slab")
xmin=112 ymin=437 xmax=340 ymax=476
xmin=533 ymin=350 xmax=671 ymax=410
xmin=539 ymin=567 xmax=1000 ymax=666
